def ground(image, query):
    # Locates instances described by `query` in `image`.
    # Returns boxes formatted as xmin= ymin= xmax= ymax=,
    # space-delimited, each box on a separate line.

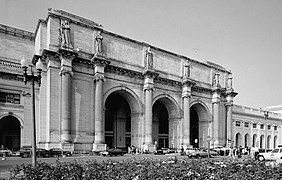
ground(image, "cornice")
xmin=155 ymin=77 xmax=182 ymax=87
xmin=192 ymin=86 xmax=212 ymax=94
xmin=0 ymin=24 xmax=34 ymax=41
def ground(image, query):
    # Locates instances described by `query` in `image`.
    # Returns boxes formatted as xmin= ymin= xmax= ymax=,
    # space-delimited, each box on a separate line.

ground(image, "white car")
xmin=257 ymin=148 xmax=282 ymax=161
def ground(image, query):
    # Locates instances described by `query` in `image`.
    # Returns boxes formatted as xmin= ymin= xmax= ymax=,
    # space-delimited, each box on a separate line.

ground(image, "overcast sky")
xmin=1 ymin=0 xmax=282 ymax=109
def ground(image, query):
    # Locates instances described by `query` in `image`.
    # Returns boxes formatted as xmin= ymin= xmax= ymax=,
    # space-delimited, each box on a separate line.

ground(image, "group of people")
xmin=228 ymin=146 xmax=259 ymax=159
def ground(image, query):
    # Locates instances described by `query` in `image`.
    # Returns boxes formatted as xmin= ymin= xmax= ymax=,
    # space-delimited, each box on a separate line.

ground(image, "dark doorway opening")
xmin=105 ymin=93 xmax=131 ymax=150
xmin=0 ymin=116 xmax=20 ymax=150
xmin=153 ymin=101 xmax=169 ymax=148
xmin=190 ymin=107 xmax=199 ymax=148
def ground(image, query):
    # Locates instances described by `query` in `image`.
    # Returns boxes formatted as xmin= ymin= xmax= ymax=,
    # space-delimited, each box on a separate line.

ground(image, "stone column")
xmin=94 ymin=74 xmax=104 ymax=145
xmin=212 ymin=72 xmax=222 ymax=147
xmin=59 ymin=49 xmax=76 ymax=144
xmin=143 ymin=69 xmax=158 ymax=151
xmin=60 ymin=66 xmax=73 ymax=142
xmin=91 ymin=54 xmax=110 ymax=152
xmin=181 ymin=79 xmax=195 ymax=148
xmin=225 ymin=73 xmax=237 ymax=146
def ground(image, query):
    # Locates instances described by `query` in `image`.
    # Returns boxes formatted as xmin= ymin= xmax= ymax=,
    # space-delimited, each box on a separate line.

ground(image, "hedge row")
xmin=9 ymin=157 xmax=282 ymax=179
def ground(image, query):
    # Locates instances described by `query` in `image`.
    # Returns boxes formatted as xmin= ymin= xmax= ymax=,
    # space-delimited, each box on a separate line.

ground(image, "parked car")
xmin=101 ymin=148 xmax=126 ymax=156
xmin=257 ymin=147 xmax=282 ymax=161
xmin=154 ymin=148 xmax=175 ymax=155
xmin=20 ymin=148 xmax=50 ymax=158
xmin=187 ymin=149 xmax=218 ymax=158
xmin=0 ymin=148 xmax=12 ymax=156
xmin=49 ymin=148 xmax=72 ymax=157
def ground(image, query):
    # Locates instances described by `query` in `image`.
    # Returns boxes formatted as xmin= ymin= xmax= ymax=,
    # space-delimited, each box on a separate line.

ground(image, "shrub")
xmin=9 ymin=158 xmax=282 ymax=179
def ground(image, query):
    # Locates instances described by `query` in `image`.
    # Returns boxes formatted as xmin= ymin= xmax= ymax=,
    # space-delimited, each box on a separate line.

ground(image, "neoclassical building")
xmin=0 ymin=9 xmax=281 ymax=152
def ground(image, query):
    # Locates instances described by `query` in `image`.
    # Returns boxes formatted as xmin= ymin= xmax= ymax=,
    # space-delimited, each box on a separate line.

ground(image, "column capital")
xmin=93 ymin=73 xmax=105 ymax=82
xmin=58 ymin=48 xmax=78 ymax=60
xmin=60 ymin=66 xmax=73 ymax=76
xmin=143 ymin=84 xmax=154 ymax=91
xmin=91 ymin=53 xmax=110 ymax=67
xmin=143 ymin=69 xmax=159 ymax=79
xmin=182 ymin=91 xmax=191 ymax=98
xmin=225 ymin=101 xmax=233 ymax=107
xmin=182 ymin=77 xmax=196 ymax=87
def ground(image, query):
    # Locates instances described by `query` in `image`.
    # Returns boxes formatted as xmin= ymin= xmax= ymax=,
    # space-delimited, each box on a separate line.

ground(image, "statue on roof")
xmin=59 ymin=19 xmax=73 ymax=49
xmin=95 ymin=31 xmax=103 ymax=54
xmin=183 ymin=60 xmax=190 ymax=78
xmin=145 ymin=47 xmax=153 ymax=69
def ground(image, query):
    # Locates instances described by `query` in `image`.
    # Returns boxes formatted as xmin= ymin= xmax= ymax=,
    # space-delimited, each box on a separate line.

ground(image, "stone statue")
xmin=146 ymin=47 xmax=153 ymax=68
xmin=213 ymin=72 xmax=220 ymax=86
xmin=183 ymin=61 xmax=190 ymax=77
xmin=60 ymin=20 xmax=73 ymax=49
xmin=226 ymin=74 xmax=233 ymax=90
xmin=95 ymin=31 xmax=103 ymax=53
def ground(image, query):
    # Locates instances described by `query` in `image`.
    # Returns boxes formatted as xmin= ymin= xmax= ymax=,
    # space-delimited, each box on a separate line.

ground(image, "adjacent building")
xmin=0 ymin=9 xmax=281 ymax=152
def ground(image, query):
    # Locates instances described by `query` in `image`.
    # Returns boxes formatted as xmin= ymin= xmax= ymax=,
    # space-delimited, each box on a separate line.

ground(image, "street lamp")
xmin=207 ymin=136 xmax=212 ymax=160
xmin=264 ymin=110 xmax=269 ymax=153
xmin=20 ymin=56 xmax=43 ymax=166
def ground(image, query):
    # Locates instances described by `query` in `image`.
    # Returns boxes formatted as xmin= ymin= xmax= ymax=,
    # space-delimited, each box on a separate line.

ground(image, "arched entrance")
xmin=244 ymin=133 xmax=250 ymax=148
xmin=260 ymin=135 xmax=264 ymax=149
xmin=235 ymin=133 xmax=241 ymax=147
xmin=0 ymin=115 xmax=21 ymax=150
xmin=105 ymin=92 xmax=131 ymax=149
xmin=267 ymin=135 xmax=271 ymax=149
xmin=153 ymin=101 xmax=169 ymax=148
xmin=152 ymin=95 xmax=179 ymax=149
xmin=190 ymin=107 xmax=199 ymax=148
xmin=253 ymin=134 xmax=257 ymax=147
xmin=190 ymin=102 xmax=211 ymax=148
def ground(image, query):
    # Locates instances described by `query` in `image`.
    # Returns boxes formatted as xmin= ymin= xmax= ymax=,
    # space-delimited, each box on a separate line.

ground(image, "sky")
xmin=1 ymin=0 xmax=282 ymax=109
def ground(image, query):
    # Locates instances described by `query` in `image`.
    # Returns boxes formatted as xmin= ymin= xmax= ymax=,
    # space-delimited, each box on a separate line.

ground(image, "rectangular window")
xmin=274 ymin=126 xmax=277 ymax=130
xmin=260 ymin=124 xmax=264 ymax=129
xmin=236 ymin=121 xmax=241 ymax=127
xmin=253 ymin=123 xmax=257 ymax=128
xmin=0 ymin=92 xmax=20 ymax=104
xmin=244 ymin=122 xmax=249 ymax=127
xmin=268 ymin=125 xmax=271 ymax=130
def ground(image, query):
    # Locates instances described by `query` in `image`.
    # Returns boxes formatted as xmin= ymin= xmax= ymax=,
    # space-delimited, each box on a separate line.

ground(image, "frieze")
xmin=105 ymin=65 xmax=144 ymax=79
xmin=192 ymin=86 xmax=212 ymax=94
xmin=0 ymin=72 xmax=23 ymax=81
xmin=155 ymin=77 xmax=182 ymax=87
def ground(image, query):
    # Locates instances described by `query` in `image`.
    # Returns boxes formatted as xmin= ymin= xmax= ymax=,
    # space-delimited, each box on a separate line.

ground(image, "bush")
xmin=9 ymin=158 xmax=282 ymax=179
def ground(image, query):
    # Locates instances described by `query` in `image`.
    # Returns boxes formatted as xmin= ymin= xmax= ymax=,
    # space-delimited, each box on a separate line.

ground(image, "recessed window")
xmin=253 ymin=123 xmax=257 ymax=128
xmin=274 ymin=126 xmax=277 ymax=130
xmin=260 ymin=124 xmax=264 ymax=129
xmin=268 ymin=125 xmax=271 ymax=130
xmin=0 ymin=92 xmax=20 ymax=104
xmin=236 ymin=121 xmax=241 ymax=127
xmin=244 ymin=122 xmax=249 ymax=127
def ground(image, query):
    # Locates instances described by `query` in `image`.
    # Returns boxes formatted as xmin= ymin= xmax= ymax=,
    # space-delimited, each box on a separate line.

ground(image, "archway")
xmin=0 ymin=115 xmax=21 ymax=150
xmin=235 ymin=133 xmax=241 ymax=147
xmin=105 ymin=92 xmax=131 ymax=149
xmin=152 ymin=95 xmax=179 ymax=149
xmin=190 ymin=102 xmax=211 ymax=148
xmin=244 ymin=133 xmax=250 ymax=148
xmin=274 ymin=136 xmax=277 ymax=148
xmin=153 ymin=101 xmax=169 ymax=148
xmin=190 ymin=107 xmax=199 ymax=148
xmin=267 ymin=135 xmax=271 ymax=149
xmin=252 ymin=134 xmax=257 ymax=147
xmin=260 ymin=135 xmax=264 ymax=149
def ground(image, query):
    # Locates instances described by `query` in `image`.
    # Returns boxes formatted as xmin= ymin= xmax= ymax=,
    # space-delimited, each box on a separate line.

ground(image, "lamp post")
xmin=207 ymin=136 xmax=212 ymax=160
xmin=264 ymin=110 xmax=269 ymax=153
xmin=20 ymin=56 xmax=43 ymax=166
